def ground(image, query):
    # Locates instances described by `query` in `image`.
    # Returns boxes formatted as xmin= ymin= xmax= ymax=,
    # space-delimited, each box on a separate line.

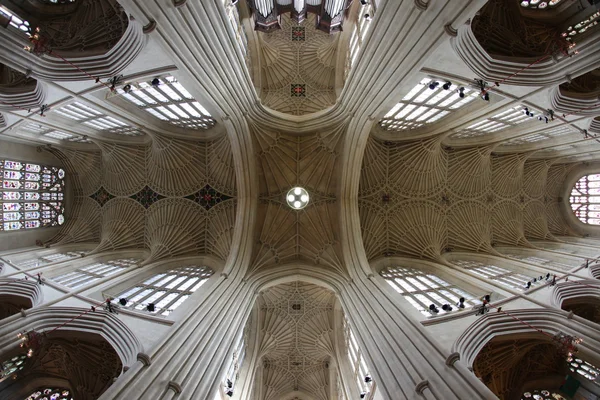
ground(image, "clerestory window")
xmin=52 ymin=258 xmax=139 ymax=289
xmin=343 ymin=317 xmax=375 ymax=397
xmin=570 ymin=174 xmax=600 ymax=225
xmin=1 ymin=160 xmax=65 ymax=231
xmin=25 ymin=388 xmax=73 ymax=400
xmin=450 ymin=105 xmax=535 ymax=139
xmin=116 ymin=76 xmax=216 ymax=130
xmin=11 ymin=251 xmax=85 ymax=268
xmin=380 ymin=78 xmax=478 ymax=131
xmin=381 ymin=265 xmax=477 ymax=315
xmin=54 ymin=102 xmax=144 ymax=136
xmin=115 ymin=265 xmax=213 ymax=316
xmin=451 ymin=260 xmax=535 ymax=289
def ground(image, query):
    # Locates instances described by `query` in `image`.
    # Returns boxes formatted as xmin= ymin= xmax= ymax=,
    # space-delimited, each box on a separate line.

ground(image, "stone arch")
xmin=0 ymin=279 xmax=41 ymax=320
xmin=552 ymin=280 xmax=600 ymax=324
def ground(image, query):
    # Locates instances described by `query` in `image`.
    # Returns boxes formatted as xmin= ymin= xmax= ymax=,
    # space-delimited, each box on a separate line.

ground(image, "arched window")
xmin=343 ymin=317 xmax=374 ymax=397
xmin=1 ymin=160 xmax=65 ymax=231
xmin=52 ymin=258 xmax=139 ymax=289
xmin=12 ymin=251 xmax=85 ymax=268
xmin=0 ymin=354 xmax=27 ymax=380
xmin=346 ymin=2 xmax=375 ymax=75
xmin=504 ymin=254 xmax=575 ymax=272
xmin=380 ymin=266 xmax=477 ymax=315
xmin=521 ymin=390 xmax=567 ymax=399
xmin=570 ymin=174 xmax=600 ymax=225
xmin=25 ymin=388 xmax=72 ymax=400
xmin=451 ymin=260 xmax=537 ymax=289
xmin=380 ymin=77 xmax=479 ymax=131
xmin=115 ymin=265 xmax=213 ymax=316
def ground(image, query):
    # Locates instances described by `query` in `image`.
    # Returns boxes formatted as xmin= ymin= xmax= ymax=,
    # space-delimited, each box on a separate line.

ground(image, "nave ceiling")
xmin=1 ymin=1 xmax=600 ymax=399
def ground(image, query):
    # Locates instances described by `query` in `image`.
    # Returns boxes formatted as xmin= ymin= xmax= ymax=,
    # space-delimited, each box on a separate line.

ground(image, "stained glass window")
xmin=520 ymin=0 xmax=563 ymax=9
xmin=0 ymin=160 xmax=65 ymax=232
xmin=0 ymin=354 xmax=27 ymax=380
xmin=52 ymin=258 xmax=139 ymax=289
xmin=115 ymin=265 xmax=213 ymax=316
xmin=563 ymin=11 xmax=600 ymax=42
xmin=381 ymin=266 xmax=477 ymax=316
xmin=451 ymin=260 xmax=536 ymax=289
xmin=380 ymin=78 xmax=478 ymax=131
xmin=116 ymin=76 xmax=216 ymax=130
xmin=567 ymin=356 xmax=600 ymax=386
xmin=521 ymin=390 xmax=567 ymax=400
xmin=0 ymin=6 xmax=31 ymax=36
xmin=24 ymin=388 xmax=73 ymax=400
xmin=343 ymin=317 xmax=374 ymax=397
xmin=570 ymin=174 xmax=600 ymax=225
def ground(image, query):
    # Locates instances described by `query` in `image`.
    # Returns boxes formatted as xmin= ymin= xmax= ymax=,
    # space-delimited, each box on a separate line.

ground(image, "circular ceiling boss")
xmin=286 ymin=187 xmax=309 ymax=210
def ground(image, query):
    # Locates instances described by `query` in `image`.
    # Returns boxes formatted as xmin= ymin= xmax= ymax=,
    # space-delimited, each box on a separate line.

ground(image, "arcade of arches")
xmin=2 ymin=0 xmax=600 ymax=399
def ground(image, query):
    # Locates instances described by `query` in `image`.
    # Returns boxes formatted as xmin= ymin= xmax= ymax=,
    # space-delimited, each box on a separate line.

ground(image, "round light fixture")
xmin=286 ymin=187 xmax=309 ymax=210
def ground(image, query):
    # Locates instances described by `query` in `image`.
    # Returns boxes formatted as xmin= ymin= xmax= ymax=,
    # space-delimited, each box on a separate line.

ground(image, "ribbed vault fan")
xmin=96 ymin=142 xmax=146 ymax=196
xmin=92 ymin=198 xmax=145 ymax=254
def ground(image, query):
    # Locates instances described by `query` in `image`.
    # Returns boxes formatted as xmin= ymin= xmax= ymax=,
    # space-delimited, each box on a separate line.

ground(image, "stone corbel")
xmin=172 ymin=0 xmax=187 ymax=7
xmin=221 ymin=272 xmax=229 ymax=279
xmin=137 ymin=352 xmax=152 ymax=366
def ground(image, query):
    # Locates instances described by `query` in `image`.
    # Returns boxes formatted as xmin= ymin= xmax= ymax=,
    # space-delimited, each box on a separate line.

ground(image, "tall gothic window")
xmin=25 ymin=388 xmax=73 ymax=400
xmin=346 ymin=2 xmax=375 ymax=76
xmin=570 ymin=174 xmax=600 ymax=224
xmin=52 ymin=258 xmax=139 ymax=289
xmin=521 ymin=390 xmax=567 ymax=400
xmin=520 ymin=0 xmax=563 ymax=9
xmin=451 ymin=260 xmax=535 ymax=289
xmin=11 ymin=251 xmax=85 ymax=268
xmin=343 ymin=317 xmax=374 ymax=397
xmin=380 ymin=77 xmax=479 ymax=131
xmin=1 ymin=160 xmax=65 ymax=232
xmin=115 ymin=265 xmax=213 ymax=316
xmin=568 ymin=356 xmax=600 ymax=386
xmin=380 ymin=266 xmax=477 ymax=315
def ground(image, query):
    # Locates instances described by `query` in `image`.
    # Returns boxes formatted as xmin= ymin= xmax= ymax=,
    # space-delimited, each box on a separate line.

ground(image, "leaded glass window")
xmin=570 ymin=174 xmax=600 ymax=225
xmin=215 ymin=331 xmax=246 ymax=400
xmin=19 ymin=123 xmax=92 ymax=144
xmin=346 ymin=2 xmax=375 ymax=77
xmin=451 ymin=260 xmax=535 ymax=289
xmin=54 ymin=102 xmax=144 ymax=136
xmin=0 ymin=6 xmax=31 ymax=36
xmin=343 ymin=317 xmax=374 ymax=397
xmin=520 ymin=0 xmax=563 ymax=9
xmin=1 ymin=160 xmax=65 ymax=231
xmin=0 ymin=354 xmax=27 ymax=380
xmin=563 ymin=11 xmax=600 ymax=42
xmin=501 ymin=125 xmax=575 ymax=146
xmin=567 ymin=356 xmax=600 ymax=386
xmin=521 ymin=390 xmax=567 ymax=400
xmin=380 ymin=78 xmax=478 ymax=131
xmin=52 ymin=258 xmax=139 ymax=289
xmin=450 ymin=105 xmax=535 ymax=139
xmin=381 ymin=266 xmax=477 ymax=315
xmin=116 ymin=76 xmax=216 ymax=130
xmin=115 ymin=265 xmax=213 ymax=316
xmin=24 ymin=388 xmax=73 ymax=400
xmin=505 ymin=254 xmax=575 ymax=272
xmin=12 ymin=251 xmax=85 ymax=268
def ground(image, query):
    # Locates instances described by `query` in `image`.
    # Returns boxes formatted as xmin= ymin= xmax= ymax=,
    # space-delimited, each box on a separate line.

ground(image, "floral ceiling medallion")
xmin=130 ymin=186 xmax=164 ymax=209
xmin=89 ymin=186 xmax=114 ymax=207
xmin=185 ymin=184 xmax=232 ymax=211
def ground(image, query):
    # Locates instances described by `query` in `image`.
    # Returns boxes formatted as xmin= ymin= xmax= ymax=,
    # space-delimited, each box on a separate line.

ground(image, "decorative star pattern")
xmin=89 ymin=186 xmax=115 ymax=207
xmin=130 ymin=186 xmax=165 ymax=209
xmin=185 ymin=184 xmax=233 ymax=211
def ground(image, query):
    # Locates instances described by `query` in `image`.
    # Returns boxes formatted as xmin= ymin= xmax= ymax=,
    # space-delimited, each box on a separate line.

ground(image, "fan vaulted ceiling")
xmin=1 ymin=0 xmax=600 ymax=398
